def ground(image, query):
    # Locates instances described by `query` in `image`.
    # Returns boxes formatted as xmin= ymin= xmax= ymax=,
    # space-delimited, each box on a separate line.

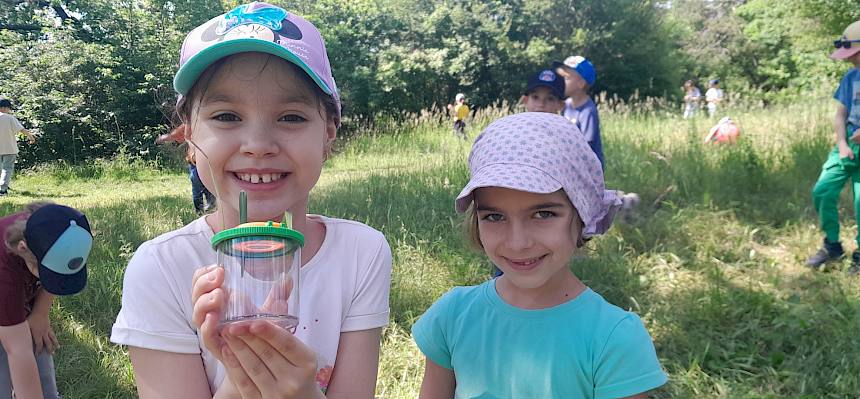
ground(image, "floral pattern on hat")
xmin=455 ymin=112 xmax=621 ymax=236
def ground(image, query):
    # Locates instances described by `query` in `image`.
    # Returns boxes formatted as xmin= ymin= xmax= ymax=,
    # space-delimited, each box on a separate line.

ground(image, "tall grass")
xmin=5 ymin=95 xmax=859 ymax=398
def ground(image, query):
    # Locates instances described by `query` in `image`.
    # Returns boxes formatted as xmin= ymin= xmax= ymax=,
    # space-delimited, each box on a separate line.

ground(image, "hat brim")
xmin=455 ymin=163 xmax=563 ymax=213
xmin=173 ymin=38 xmax=333 ymax=96
xmin=39 ymin=265 xmax=86 ymax=295
xmin=831 ymin=46 xmax=860 ymax=60
xmin=525 ymin=82 xmax=565 ymax=99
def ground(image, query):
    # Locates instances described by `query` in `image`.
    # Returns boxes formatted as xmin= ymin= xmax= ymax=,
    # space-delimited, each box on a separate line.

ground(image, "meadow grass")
xmin=3 ymin=97 xmax=860 ymax=398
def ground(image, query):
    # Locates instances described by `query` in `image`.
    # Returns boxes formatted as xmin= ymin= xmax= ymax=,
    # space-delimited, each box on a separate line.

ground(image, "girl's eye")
xmin=535 ymin=210 xmax=556 ymax=219
xmin=279 ymin=114 xmax=307 ymax=123
xmin=481 ymin=213 xmax=504 ymax=222
xmin=214 ymin=113 xmax=239 ymax=122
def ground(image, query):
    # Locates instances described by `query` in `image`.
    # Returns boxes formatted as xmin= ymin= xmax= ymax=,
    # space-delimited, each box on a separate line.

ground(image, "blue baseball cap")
xmin=24 ymin=205 xmax=93 ymax=295
xmin=525 ymin=69 xmax=566 ymax=99
xmin=553 ymin=56 xmax=596 ymax=86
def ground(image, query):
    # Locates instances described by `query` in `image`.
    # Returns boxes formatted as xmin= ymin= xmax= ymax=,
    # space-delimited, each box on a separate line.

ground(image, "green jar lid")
xmin=212 ymin=221 xmax=305 ymax=255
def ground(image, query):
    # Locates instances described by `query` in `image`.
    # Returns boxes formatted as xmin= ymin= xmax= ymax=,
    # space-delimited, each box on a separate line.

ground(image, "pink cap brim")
xmin=831 ymin=46 xmax=860 ymax=60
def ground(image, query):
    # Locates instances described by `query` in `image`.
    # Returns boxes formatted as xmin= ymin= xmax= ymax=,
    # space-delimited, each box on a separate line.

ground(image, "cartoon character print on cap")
xmin=199 ymin=3 xmax=303 ymax=49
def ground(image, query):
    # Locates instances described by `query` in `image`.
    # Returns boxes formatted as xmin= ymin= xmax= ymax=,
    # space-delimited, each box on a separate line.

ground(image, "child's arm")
xmin=418 ymin=357 xmax=455 ymax=399
xmin=20 ymin=128 xmax=36 ymax=144
xmin=836 ymin=104 xmax=853 ymax=156
xmin=325 ymin=328 xmax=383 ymax=398
xmin=26 ymin=289 xmax=58 ymax=354
xmin=128 ymin=347 xmax=216 ymax=398
xmin=0 ymin=321 xmax=45 ymax=399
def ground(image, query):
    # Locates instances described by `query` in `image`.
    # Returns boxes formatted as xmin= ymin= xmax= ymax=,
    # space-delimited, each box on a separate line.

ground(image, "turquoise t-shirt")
xmin=412 ymin=279 xmax=667 ymax=399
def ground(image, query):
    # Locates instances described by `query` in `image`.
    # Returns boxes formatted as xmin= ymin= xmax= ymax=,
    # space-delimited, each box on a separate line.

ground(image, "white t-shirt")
xmin=706 ymin=88 xmax=724 ymax=103
xmin=110 ymin=215 xmax=392 ymax=393
xmin=0 ymin=112 xmax=24 ymax=155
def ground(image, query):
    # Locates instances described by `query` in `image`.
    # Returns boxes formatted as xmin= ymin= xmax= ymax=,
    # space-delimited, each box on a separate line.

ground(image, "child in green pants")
xmin=807 ymin=20 xmax=860 ymax=273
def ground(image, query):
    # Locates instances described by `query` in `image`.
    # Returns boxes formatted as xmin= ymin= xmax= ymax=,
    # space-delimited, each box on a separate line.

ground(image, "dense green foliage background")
xmin=1 ymin=0 xmax=859 ymax=167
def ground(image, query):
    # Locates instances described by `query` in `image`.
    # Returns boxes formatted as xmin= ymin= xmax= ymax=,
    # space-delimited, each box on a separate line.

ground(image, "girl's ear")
xmin=323 ymin=119 xmax=336 ymax=160
xmin=16 ymin=240 xmax=28 ymax=255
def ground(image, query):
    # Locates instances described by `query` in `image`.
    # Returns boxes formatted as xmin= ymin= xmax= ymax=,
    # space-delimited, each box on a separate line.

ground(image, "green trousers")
xmin=812 ymin=141 xmax=860 ymax=245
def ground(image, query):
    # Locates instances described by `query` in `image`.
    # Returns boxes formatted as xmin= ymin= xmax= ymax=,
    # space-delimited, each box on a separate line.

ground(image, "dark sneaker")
xmin=805 ymin=239 xmax=844 ymax=270
xmin=849 ymin=252 xmax=860 ymax=276
xmin=0 ymin=190 xmax=6 ymax=196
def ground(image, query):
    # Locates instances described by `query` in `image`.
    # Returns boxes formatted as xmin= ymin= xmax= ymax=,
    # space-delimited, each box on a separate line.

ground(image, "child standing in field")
xmin=554 ymin=56 xmax=604 ymax=170
xmin=155 ymin=125 xmax=217 ymax=214
xmin=807 ymin=20 xmax=860 ymax=274
xmin=412 ymin=112 xmax=667 ymax=398
xmin=110 ymin=3 xmax=392 ymax=398
xmin=521 ymin=68 xmax=565 ymax=114
xmin=682 ymin=80 xmax=701 ymax=119
xmin=0 ymin=99 xmax=37 ymax=196
xmin=705 ymin=79 xmax=724 ymax=118
xmin=447 ymin=93 xmax=470 ymax=139
xmin=1 ymin=202 xmax=93 ymax=399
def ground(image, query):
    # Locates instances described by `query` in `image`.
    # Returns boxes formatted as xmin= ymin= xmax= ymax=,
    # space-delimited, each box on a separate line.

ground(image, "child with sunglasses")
xmin=807 ymin=20 xmax=860 ymax=273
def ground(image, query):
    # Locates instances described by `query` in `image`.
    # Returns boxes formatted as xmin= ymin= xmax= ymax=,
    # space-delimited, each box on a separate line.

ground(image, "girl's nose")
xmin=240 ymin=122 xmax=279 ymax=157
xmin=505 ymin=222 xmax=533 ymax=251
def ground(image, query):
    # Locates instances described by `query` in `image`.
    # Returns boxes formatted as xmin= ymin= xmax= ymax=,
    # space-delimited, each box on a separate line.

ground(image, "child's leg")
xmin=34 ymin=351 xmax=59 ymax=399
xmin=0 ymin=154 xmax=16 ymax=193
xmin=813 ymin=147 xmax=854 ymax=243
xmin=189 ymin=164 xmax=206 ymax=213
xmin=203 ymin=185 xmax=216 ymax=210
xmin=0 ymin=345 xmax=12 ymax=399
xmin=850 ymin=162 xmax=860 ymax=248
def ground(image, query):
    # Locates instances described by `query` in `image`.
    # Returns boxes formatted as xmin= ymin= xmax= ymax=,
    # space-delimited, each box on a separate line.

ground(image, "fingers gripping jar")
xmin=211 ymin=220 xmax=304 ymax=332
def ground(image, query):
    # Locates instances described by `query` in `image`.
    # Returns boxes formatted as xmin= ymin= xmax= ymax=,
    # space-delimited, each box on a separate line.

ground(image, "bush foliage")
xmin=0 ymin=0 xmax=857 ymax=167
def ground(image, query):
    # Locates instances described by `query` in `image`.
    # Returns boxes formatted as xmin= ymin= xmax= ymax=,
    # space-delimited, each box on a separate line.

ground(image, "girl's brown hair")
xmin=3 ymin=201 xmax=53 ymax=252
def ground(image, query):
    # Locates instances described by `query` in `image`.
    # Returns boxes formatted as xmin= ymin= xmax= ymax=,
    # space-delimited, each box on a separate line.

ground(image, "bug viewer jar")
xmin=211 ymin=218 xmax=304 ymax=331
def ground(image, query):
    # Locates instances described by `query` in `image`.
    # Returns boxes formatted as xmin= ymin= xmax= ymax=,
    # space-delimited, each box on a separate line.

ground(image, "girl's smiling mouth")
xmin=504 ymin=254 xmax=548 ymax=271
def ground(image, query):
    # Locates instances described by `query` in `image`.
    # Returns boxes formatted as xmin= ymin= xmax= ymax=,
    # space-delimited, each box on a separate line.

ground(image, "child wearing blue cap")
xmin=553 ymin=56 xmax=604 ymax=170
xmin=0 ymin=202 xmax=93 ymax=399
xmin=521 ymin=69 xmax=565 ymax=114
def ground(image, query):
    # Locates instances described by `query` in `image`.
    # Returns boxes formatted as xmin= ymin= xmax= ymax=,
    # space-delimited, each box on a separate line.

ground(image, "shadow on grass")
xmin=653 ymin=266 xmax=860 ymax=398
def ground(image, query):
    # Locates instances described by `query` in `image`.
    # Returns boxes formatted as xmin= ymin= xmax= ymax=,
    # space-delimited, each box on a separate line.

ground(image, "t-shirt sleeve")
xmin=110 ymin=242 xmax=201 ymax=354
xmin=593 ymin=313 xmax=667 ymax=399
xmin=10 ymin=117 xmax=23 ymax=134
xmin=341 ymin=235 xmax=392 ymax=332
xmin=834 ymin=72 xmax=853 ymax=108
xmin=581 ymin=107 xmax=604 ymax=169
xmin=411 ymin=289 xmax=458 ymax=370
xmin=0 ymin=277 xmax=26 ymax=327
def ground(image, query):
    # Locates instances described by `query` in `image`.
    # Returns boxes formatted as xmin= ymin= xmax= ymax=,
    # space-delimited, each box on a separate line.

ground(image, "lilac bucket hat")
xmin=455 ymin=112 xmax=621 ymax=237
xmin=173 ymin=2 xmax=341 ymax=120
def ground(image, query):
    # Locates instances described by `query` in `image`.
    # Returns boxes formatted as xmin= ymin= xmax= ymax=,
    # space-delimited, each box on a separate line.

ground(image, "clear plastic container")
xmin=212 ymin=221 xmax=304 ymax=332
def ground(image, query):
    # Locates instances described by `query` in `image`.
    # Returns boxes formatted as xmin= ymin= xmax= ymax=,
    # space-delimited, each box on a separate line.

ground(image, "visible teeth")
xmin=237 ymin=173 xmax=286 ymax=183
